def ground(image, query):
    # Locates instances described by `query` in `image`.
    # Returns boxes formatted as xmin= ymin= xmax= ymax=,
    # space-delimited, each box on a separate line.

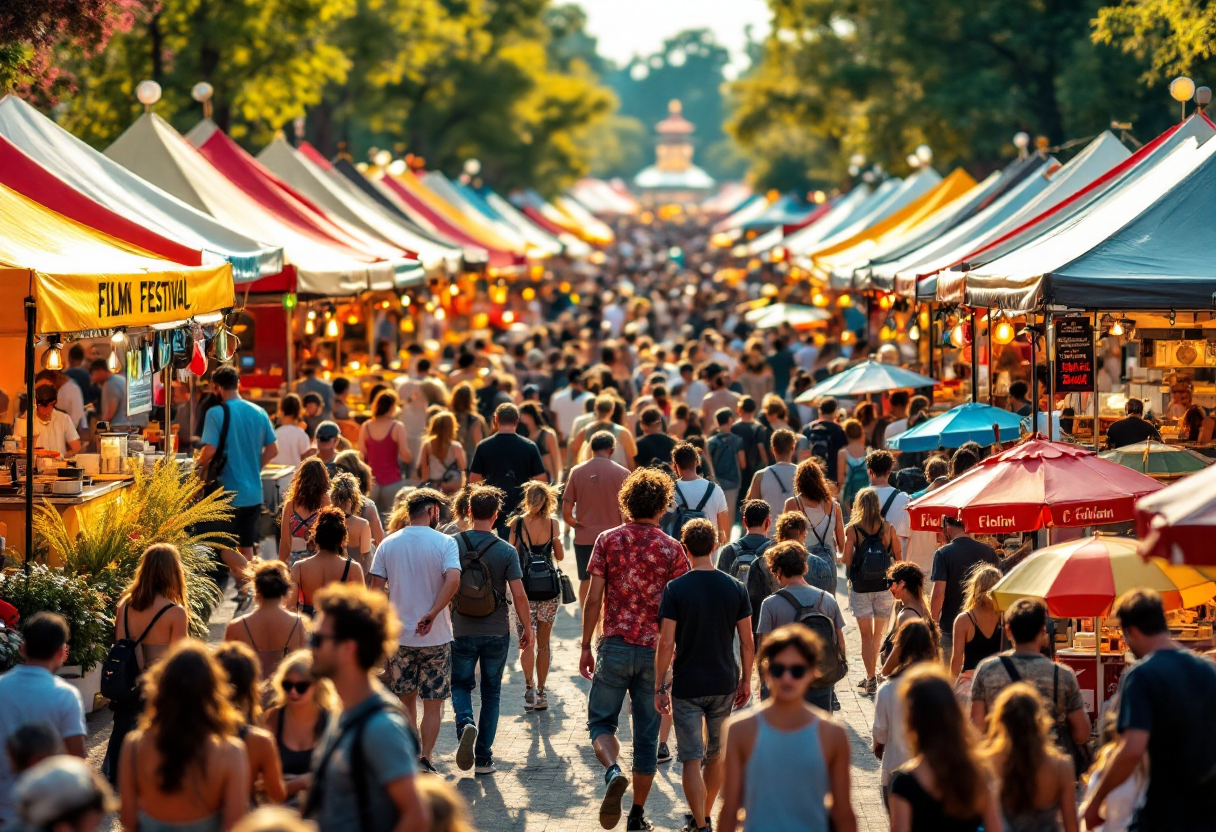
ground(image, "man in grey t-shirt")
xmin=89 ymin=359 xmax=147 ymax=428
xmin=306 ymin=584 xmax=427 ymax=832
xmin=449 ymin=486 xmax=534 ymax=774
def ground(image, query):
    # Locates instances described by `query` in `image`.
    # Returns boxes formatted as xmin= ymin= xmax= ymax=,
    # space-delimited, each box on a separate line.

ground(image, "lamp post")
xmin=136 ymin=80 xmax=162 ymax=113
xmin=1170 ymin=76 xmax=1196 ymax=121
xmin=1013 ymin=132 xmax=1030 ymax=160
xmin=191 ymin=82 xmax=214 ymax=120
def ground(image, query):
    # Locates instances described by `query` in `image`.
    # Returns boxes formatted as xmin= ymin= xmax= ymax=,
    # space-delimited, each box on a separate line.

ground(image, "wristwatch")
xmin=656 ymin=682 xmax=670 ymax=695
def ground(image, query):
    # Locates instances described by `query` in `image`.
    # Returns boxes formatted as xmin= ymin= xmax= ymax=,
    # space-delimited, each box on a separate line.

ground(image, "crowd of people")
xmin=3 ymin=215 xmax=1216 ymax=832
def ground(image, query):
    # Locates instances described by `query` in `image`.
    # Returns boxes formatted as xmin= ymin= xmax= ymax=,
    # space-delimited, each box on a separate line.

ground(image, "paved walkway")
xmin=84 ymin=561 xmax=888 ymax=831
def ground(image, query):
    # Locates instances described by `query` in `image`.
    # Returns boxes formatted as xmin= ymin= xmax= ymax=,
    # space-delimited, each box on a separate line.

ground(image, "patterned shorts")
xmin=383 ymin=644 xmax=451 ymax=700
xmin=513 ymin=599 xmax=559 ymax=638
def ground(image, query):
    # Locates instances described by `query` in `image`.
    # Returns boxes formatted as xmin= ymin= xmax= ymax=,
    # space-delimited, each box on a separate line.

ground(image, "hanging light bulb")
xmin=836 ymin=294 xmax=853 ymax=308
xmin=909 ymin=324 xmax=921 ymax=341
xmin=950 ymin=323 xmax=966 ymax=348
xmin=448 ymin=284 xmax=459 ymax=296
xmin=307 ymin=309 xmax=317 ymax=320
xmin=811 ymin=290 xmax=828 ymax=308
xmin=992 ymin=315 xmax=1016 ymax=345
xmin=325 ymin=318 xmax=339 ymax=338
xmin=502 ymin=311 xmax=515 ymax=324
xmin=840 ymin=330 xmax=856 ymax=345
xmin=1109 ymin=319 xmax=1125 ymax=337
xmin=107 ymin=349 xmax=121 ymax=373
xmin=111 ymin=328 xmax=126 ymax=344
xmin=879 ymin=325 xmax=895 ymax=341
xmin=304 ymin=318 xmax=316 ymax=335
xmin=346 ymin=313 xmax=359 ymax=326
xmin=919 ymin=309 xmax=930 ymax=329
xmin=400 ymin=295 xmax=411 ymax=307
xmin=44 ymin=338 xmax=64 ymax=370
xmin=522 ymin=287 xmax=536 ymax=301
xmin=434 ymin=308 xmax=447 ymax=321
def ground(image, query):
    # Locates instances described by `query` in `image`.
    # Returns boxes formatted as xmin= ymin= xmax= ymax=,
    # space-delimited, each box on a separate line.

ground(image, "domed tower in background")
xmin=633 ymin=100 xmax=715 ymax=207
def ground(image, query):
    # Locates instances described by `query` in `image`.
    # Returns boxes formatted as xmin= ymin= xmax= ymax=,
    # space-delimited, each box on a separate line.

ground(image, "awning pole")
xmin=23 ymin=296 xmax=34 ymax=574
xmin=987 ymin=309 xmax=993 ymax=406
xmin=1031 ymin=315 xmax=1039 ymax=436
xmin=970 ymin=309 xmax=979 ymax=404
xmin=1093 ymin=312 xmax=1101 ymax=451
xmin=1095 ymin=615 xmax=1104 ymax=721
xmin=1047 ymin=309 xmax=1056 ymax=437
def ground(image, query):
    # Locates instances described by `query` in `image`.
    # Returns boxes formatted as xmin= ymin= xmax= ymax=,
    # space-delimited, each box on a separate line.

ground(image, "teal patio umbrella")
xmin=886 ymin=402 xmax=1024 ymax=451
xmin=795 ymin=360 xmax=938 ymax=402
xmin=1100 ymin=440 xmax=1213 ymax=480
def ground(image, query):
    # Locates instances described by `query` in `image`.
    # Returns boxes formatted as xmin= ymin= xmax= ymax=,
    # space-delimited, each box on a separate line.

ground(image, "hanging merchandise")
xmin=189 ymin=324 xmax=208 ymax=376
xmin=213 ymin=322 xmax=236 ymax=362
xmin=152 ymin=330 xmax=172 ymax=373
xmin=171 ymin=327 xmax=192 ymax=370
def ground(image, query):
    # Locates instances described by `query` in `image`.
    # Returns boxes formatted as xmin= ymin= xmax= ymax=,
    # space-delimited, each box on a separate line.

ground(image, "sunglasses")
xmin=768 ymin=662 xmax=810 ymax=680
xmin=884 ymin=578 xmax=897 ymax=588
xmin=281 ymin=680 xmax=312 ymax=695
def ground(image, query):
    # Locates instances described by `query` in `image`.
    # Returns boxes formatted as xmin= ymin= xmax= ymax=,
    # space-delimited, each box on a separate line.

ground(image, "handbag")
xmin=559 ymin=573 xmax=577 ymax=605
xmin=199 ymin=401 xmax=230 ymax=498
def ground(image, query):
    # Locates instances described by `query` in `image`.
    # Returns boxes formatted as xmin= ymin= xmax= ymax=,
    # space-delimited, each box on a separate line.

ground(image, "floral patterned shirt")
xmin=588 ymin=522 xmax=690 ymax=649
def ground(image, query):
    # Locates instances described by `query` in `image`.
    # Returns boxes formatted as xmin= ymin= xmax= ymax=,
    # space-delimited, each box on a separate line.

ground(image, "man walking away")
xmin=197 ymin=365 xmax=279 ymax=602
xmin=930 ymin=515 xmax=999 ymax=658
xmin=716 ymin=500 xmax=776 ymax=632
xmin=800 ymin=398 xmax=847 ymax=480
xmin=1081 ymin=589 xmax=1216 ymax=832
xmin=369 ymin=489 xmax=462 ymax=772
xmin=866 ymin=451 xmax=911 ymax=555
xmin=296 ymin=357 xmax=335 ymax=420
xmin=969 ymin=599 xmax=1090 ymax=750
xmin=562 ymin=431 xmax=630 ymax=607
xmin=469 ymin=404 xmax=548 ymax=538
xmin=581 ymin=468 xmax=690 ymax=830
xmin=745 ymin=429 xmax=799 ymax=537
xmin=449 ymin=486 xmax=535 ymax=774
xmin=706 ymin=409 xmax=745 ymax=521
xmin=670 ymin=442 xmax=730 ymax=546
xmin=0 ymin=613 xmax=87 ymax=828
xmin=550 ymin=368 xmax=592 ymax=444
xmin=730 ymin=397 xmax=769 ymax=504
xmin=305 ymin=583 xmax=429 ymax=832
xmin=656 ymin=520 xmax=753 ymax=832
xmin=634 ymin=408 xmax=677 ymax=469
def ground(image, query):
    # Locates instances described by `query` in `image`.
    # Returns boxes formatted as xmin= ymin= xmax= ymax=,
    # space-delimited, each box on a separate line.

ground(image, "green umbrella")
xmin=1099 ymin=440 xmax=1214 ymax=479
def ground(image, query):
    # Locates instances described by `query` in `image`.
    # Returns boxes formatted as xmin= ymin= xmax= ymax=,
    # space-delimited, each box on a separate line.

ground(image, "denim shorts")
xmin=848 ymin=587 xmax=894 ymax=620
xmin=587 ymin=637 xmax=661 ymax=775
xmin=671 ymin=693 xmax=735 ymax=762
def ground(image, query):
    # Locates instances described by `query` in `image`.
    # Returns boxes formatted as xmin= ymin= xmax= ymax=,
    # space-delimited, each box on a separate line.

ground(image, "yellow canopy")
xmin=810 ymin=168 xmax=977 ymax=276
xmin=0 ymin=180 xmax=233 ymax=336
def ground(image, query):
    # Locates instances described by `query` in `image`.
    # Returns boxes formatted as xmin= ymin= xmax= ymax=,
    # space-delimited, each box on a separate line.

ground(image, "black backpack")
xmin=850 ymin=491 xmax=899 ymax=590
xmin=728 ymin=537 xmax=777 ymax=621
xmin=664 ymin=481 xmax=716 ymax=540
xmin=453 ymin=532 xmax=502 ymax=618
xmin=100 ymin=604 xmax=176 ymax=707
xmin=776 ymin=589 xmax=848 ymax=689
xmin=894 ymin=467 xmax=929 ymax=495
xmin=514 ymin=521 xmax=562 ymax=602
xmin=803 ymin=421 xmax=834 ymax=463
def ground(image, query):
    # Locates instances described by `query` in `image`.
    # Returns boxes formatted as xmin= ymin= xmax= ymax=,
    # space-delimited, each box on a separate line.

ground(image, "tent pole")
xmin=1095 ymin=615 xmax=1104 ymax=723
xmin=987 ymin=309 xmax=993 ymax=406
xmin=1047 ymin=310 xmax=1056 ymax=438
xmin=970 ymin=310 xmax=979 ymax=404
xmin=1093 ymin=312 xmax=1101 ymax=451
xmin=164 ymin=363 xmax=173 ymax=461
xmin=23 ymin=296 xmax=34 ymax=574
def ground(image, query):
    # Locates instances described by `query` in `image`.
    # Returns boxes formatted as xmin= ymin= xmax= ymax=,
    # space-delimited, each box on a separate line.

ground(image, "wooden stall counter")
xmin=0 ymin=478 xmax=134 ymax=566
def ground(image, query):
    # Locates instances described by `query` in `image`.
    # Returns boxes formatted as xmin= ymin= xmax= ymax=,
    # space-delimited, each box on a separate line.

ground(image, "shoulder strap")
xmin=694 ymin=482 xmax=714 ymax=512
xmin=999 ymin=655 xmax=1022 ymax=683
xmin=808 ymin=507 xmax=829 ymax=548
xmin=133 ymin=604 xmax=175 ymax=646
xmin=304 ymin=700 xmax=390 ymax=821
xmin=880 ymin=489 xmax=899 ymax=518
xmin=241 ymin=618 xmax=259 ymax=651
xmin=284 ymin=617 xmax=300 ymax=653
xmin=776 ymin=588 xmax=811 ymax=616
xmin=966 ymin=611 xmax=977 ymax=630
xmin=768 ymin=466 xmax=789 ymax=494
xmin=215 ymin=401 xmax=231 ymax=458
xmin=674 ymin=484 xmax=689 ymax=509
xmin=1051 ymin=664 xmax=1061 ymax=722
xmin=341 ymin=558 xmax=352 ymax=582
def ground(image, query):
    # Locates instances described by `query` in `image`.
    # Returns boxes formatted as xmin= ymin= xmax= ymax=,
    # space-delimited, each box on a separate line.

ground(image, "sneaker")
xmin=418 ymin=757 xmax=438 ymax=774
xmin=656 ymin=742 xmax=672 ymax=764
xmin=865 ymin=677 xmax=878 ymax=696
xmin=534 ymin=689 xmax=549 ymax=711
xmin=625 ymin=813 xmax=653 ymax=831
xmin=524 ymin=687 xmax=538 ymax=711
xmin=681 ymin=814 xmax=698 ymax=832
xmin=474 ymin=760 xmax=496 ymax=775
xmin=600 ymin=768 xmax=629 ymax=829
xmin=456 ymin=723 xmax=477 ymax=771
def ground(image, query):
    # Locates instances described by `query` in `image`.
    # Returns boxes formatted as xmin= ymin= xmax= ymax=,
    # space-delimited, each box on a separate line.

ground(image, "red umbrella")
xmin=907 ymin=437 xmax=1163 ymax=533
xmin=1137 ymin=463 xmax=1216 ymax=566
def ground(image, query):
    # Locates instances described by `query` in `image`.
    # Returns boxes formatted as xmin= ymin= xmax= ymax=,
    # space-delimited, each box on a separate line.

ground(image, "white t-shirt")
xmin=273 ymin=424 xmax=312 ymax=466
xmin=685 ymin=379 xmax=709 ymax=409
xmin=369 ymin=525 xmax=461 ymax=647
xmin=671 ymin=478 xmax=729 ymax=528
xmin=873 ymin=485 xmax=911 ymax=541
xmin=550 ymin=387 xmax=592 ymax=440
xmin=754 ymin=462 xmax=798 ymax=538
xmin=871 ymin=676 xmax=911 ymax=786
xmin=55 ymin=381 xmax=86 ymax=430
xmin=16 ymin=408 xmax=79 ymax=456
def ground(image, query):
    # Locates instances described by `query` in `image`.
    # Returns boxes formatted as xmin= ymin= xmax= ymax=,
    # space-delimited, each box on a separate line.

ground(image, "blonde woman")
xmin=841 ymin=487 xmax=902 ymax=696
xmin=104 ymin=544 xmax=190 ymax=785
xmin=416 ymin=776 xmax=477 ymax=832
xmin=260 ymin=650 xmax=337 ymax=806
xmin=950 ymin=564 xmax=1003 ymax=709
xmin=329 ymin=472 xmax=373 ymax=573
xmin=417 ymin=411 xmax=466 ymax=494
xmin=506 ymin=481 xmax=565 ymax=711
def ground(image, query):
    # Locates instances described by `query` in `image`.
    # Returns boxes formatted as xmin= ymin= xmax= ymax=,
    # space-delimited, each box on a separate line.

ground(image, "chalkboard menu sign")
xmin=1054 ymin=318 xmax=1094 ymax=393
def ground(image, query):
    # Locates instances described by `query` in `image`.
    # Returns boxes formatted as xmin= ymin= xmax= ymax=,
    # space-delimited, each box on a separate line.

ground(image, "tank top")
xmin=962 ymin=611 xmax=1002 ymax=671
xmin=288 ymin=509 xmax=319 ymax=562
xmin=743 ymin=715 xmax=830 ymax=832
xmin=1003 ymin=805 xmax=1062 ymax=832
xmin=240 ymin=616 xmax=301 ymax=679
xmin=364 ymin=421 xmax=403 ymax=486
xmin=297 ymin=557 xmax=352 ymax=617
xmin=796 ymin=495 xmax=836 ymax=554
xmin=425 ymin=442 xmax=461 ymax=486
xmin=275 ymin=708 xmax=329 ymax=777
xmin=584 ymin=421 xmax=630 ymax=468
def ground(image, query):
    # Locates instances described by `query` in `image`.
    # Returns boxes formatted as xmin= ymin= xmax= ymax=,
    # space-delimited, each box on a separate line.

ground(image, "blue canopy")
xmin=886 ymin=402 xmax=1024 ymax=451
xmin=794 ymin=360 xmax=938 ymax=401
xmin=741 ymin=192 xmax=815 ymax=232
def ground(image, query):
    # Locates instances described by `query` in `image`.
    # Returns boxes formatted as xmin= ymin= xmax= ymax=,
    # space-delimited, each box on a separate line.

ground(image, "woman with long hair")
xmin=669 ymin=402 xmax=691 ymax=440
xmin=288 ymin=507 xmax=364 ymax=617
xmin=417 ymin=411 xmax=466 ymax=494
xmin=277 ymin=459 xmax=331 ymax=567
xmin=118 ymin=640 xmax=248 ymax=832
xmin=223 ymin=560 xmax=305 ymax=679
xmin=357 ymin=389 xmax=412 ymax=517
xmin=717 ymin=624 xmax=856 ymax=832
xmin=507 ymin=481 xmax=565 ymax=712
xmin=836 ymin=418 xmax=869 ymax=504
xmin=211 ymin=642 xmax=287 ymax=806
xmin=872 ymin=620 xmax=939 ymax=808
xmin=449 ymin=382 xmax=486 ymax=454
xmin=841 ymin=487 xmax=903 ymax=695
xmin=783 ymin=458 xmax=845 ymax=561
xmin=103 ymin=545 xmax=190 ymax=785
xmin=888 ymin=666 xmax=1000 ymax=832
xmin=331 ymin=450 xmax=385 ymax=546
xmin=880 ymin=562 xmax=938 ymax=677
xmin=260 ymin=650 xmax=337 ymax=807
xmin=328 ymin=473 xmax=373 ymax=572
xmin=982 ymin=683 xmax=1077 ymax=832
xmin=950 ymin=564 xmax=1004 ymax=710
xmin=519 ymin=402 xmax=561 ymax=486
xmin=739 ymin=347 xmax=774 ymax=403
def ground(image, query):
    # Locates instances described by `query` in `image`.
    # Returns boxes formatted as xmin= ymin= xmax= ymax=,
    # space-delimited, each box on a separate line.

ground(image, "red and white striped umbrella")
xmin=1137 ymin=463 xmax=1216 ymax=566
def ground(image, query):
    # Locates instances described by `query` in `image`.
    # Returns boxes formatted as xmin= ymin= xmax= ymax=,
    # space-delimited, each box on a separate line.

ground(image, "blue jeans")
xmin=451 ymin=634 xmax=511 ymax=765
xmin=587 ymin=637 xmax=661 ymax=775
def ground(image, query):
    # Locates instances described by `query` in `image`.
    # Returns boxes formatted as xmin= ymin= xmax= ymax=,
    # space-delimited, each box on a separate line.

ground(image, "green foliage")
xmin=1094 ymin=0 xmax=1216 ymax=84
xmin=32 ymin=461 xmax=231 ymax=640
xmin=731 ymin=0 xmax=1174 ymax=190
xmin=0 ymin=564 xmax=113 ymax=671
